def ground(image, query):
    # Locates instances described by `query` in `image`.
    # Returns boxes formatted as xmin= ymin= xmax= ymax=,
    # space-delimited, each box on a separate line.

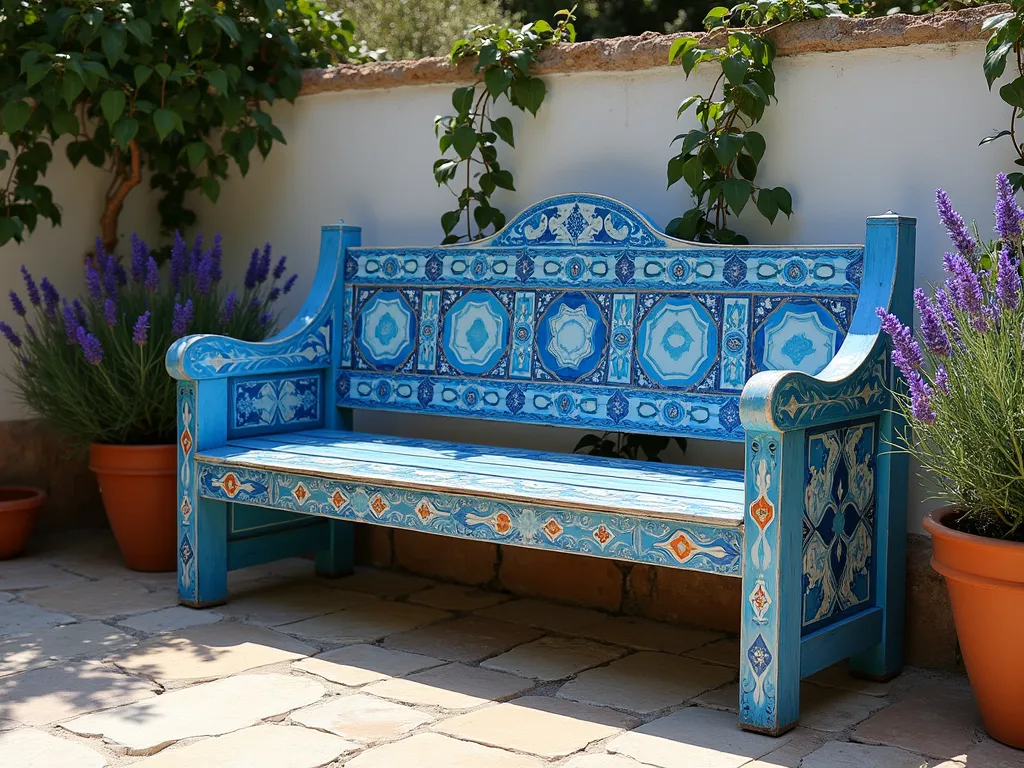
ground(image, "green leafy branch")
xmin=433 ymin=8 xmax=576 ymax=244
xmin=665 ymin=0 xmax=848 ymax=243
xmin=0 ymin=0 xmax=359 ymax=250
xmin=981 ymin=6 xmax=1024 ymax=190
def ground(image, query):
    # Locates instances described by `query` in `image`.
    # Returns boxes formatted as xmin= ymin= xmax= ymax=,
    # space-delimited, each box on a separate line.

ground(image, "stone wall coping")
xmin=302 ymin=5 xmax=1007 ymax=96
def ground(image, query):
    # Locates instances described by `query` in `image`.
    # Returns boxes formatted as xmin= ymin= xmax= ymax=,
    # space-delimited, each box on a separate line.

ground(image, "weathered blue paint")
xmin=166 ymin=196 xmax=914 ymax=735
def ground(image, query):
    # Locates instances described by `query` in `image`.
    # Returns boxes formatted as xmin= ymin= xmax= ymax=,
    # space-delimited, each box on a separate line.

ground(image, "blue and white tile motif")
xmin=338 ymin=194 xmax=862 ymax=440
xmin=233 ymin=375 xmax=321 ymax=431
xmin=802 ymin=419 xmax=876 ymax=632
xmin=195 ymin=462 xmax=743 ymax=575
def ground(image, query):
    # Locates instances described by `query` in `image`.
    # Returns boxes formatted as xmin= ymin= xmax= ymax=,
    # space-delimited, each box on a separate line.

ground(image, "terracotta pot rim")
xmin=0 ymin=486 xmax=46 ymax=511
xmin=923 ymin=506 xmax=1024 ymax=554
xmin=90 ymin=443 xmax=176 ymax=451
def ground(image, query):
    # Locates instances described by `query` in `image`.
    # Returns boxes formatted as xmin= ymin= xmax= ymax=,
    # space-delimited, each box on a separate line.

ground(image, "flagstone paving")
xmin=0 ymin=532 xmax=1010 ymax=766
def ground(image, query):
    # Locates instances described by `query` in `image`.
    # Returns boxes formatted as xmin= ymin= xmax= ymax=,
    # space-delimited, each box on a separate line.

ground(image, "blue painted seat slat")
xmin=241 ymin=429 xmax=747 ymax=503
xmin=198 ymin=430 xmax=745 ymax=525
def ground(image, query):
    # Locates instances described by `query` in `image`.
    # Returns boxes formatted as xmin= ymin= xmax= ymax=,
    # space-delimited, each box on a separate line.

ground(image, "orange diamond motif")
xmin=666 ymin=531 xmax=696 ymax=563
xmin=370 ymin=494 xmax=389 ymax=517
xmin=293 ymin=483 xmax=309 ymax=503
xmin=180 ymin=427 xmax=193 ymax=456
xmin=542 ymin=518 xmax=563 ymax=540
xmin=331 ymin=489 xmax=348 ymax=510
xmin=749 ymin=495 xmax=775 ymax=530
xmin=220 ymin=472 xmax=240 ymax=497
xmin=494 ymin=512 xmax=512 ymax=534
xmin=416 ymin=500 xmax=434 ymax=522
xmin=593 ymin=524 xmax=612 ymax=545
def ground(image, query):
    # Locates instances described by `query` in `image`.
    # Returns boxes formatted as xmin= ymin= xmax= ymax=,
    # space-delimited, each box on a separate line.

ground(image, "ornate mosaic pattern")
xmin=741 ymin=432 xmax=782 ymax=732
xmin=231 ymin=374 xmax=322 ymax=434
xmin=338 ymin=195 xmax=861 ymax=439
xmin=803 ymin=419 xmax=876 ymax=631
xmin=171 ymin=318 xmax=333 ymax=379
xmin=177 ymin=381 xmax=198 ymax=602
xmin=194 ymin=462 xmax=743 ymax=575
xmin=772 ymin=355 xmax=888 ymax=430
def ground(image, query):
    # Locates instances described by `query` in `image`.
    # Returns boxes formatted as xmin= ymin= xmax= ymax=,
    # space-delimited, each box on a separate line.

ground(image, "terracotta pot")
xmin=924 ymin=507 xmax=1024 ymax=749
xmin=89 ymin=444 xmax=176 ymax=572
xmin=0 ymin=487 xmax=46 ymax=559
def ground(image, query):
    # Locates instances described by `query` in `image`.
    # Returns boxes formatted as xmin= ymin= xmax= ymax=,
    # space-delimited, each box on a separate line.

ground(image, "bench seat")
xmin=198 ymin=429 xmax=746 ymax=527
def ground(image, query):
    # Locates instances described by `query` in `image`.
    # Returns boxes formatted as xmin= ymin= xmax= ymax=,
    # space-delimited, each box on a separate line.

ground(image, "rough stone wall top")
xmin=302 ymin=5 xmax=1006 ymax=95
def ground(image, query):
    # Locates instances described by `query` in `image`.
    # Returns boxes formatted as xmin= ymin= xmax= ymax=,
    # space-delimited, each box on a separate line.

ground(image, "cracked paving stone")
xmin=345 ymin=732 xmax=545 ymax=768
xmin=802 ymin=741 xmax=941 ymax=768
xmin=291 ymin=692 xmax=434 ymax=742
xmin=294 ymin=643 xmax=443 ymax=686
xmin=482 ymin=636 xmax=627 ymax=681
xmin=383 ymin=615 xmax=544 ymax=663
xmin=117 ymin=606 xmax=224 ymax=635
xmin=278 ymin=602 xmax=449 ymax=644
xmin=22 ymin=580 xmax=174 ymax=620
xmin=0 ymin=622 xmax=133 ymax=677
xmin=366 ymin=662 xmax=534 ymax=710
xmin=0 ymin=727 xmax=108 ymax=767
xmin=408 ymin=584 xmax=511 ymax=612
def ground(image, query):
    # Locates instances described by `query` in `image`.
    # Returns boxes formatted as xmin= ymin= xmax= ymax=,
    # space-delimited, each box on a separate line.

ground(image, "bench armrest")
xmin=166 ymin=225 xmax=356 ymax=381
xmin=740 ymin=214 xmax=916 ymax=433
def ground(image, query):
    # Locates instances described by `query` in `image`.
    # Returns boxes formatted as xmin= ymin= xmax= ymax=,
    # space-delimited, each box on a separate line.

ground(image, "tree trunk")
xmin=100 ymin=140 xmax=142 ymax=254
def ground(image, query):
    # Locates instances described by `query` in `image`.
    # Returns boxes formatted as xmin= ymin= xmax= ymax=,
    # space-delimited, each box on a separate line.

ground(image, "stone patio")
xmin=0 ymin=533 xmax=1018 ymax=768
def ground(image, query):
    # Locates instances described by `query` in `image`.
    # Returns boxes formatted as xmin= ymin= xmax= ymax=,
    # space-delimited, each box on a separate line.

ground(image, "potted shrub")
xmin=0 ymin=487 xmax=47 ymax=559
xmin=0 ymin=235 xmax=293 ymax=571
xmin=878 ymin=173 xmax=1024 ymax=748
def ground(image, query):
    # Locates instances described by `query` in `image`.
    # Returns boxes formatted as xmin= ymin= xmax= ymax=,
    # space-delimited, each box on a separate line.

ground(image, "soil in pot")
xmin=0 ymin=487 xmax=46 ymax=559
xmin=924 ymin=508 xmax=1024 ymax=749
xmin=89 ymin=444 xmax=177 ymax=573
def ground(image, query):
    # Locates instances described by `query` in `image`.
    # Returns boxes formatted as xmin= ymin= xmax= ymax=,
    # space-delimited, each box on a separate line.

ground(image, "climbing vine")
xmin=433 ymin=8 xmax=576 ymax=244
xmin=981 ymin=4 xmax=1024 ymax=190
xmin=666 ymin=0 xmax=845 ymax=243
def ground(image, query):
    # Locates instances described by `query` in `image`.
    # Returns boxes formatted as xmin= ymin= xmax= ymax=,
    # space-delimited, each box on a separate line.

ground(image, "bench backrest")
xmin=334 ymin=193 xmax=866 ymax=441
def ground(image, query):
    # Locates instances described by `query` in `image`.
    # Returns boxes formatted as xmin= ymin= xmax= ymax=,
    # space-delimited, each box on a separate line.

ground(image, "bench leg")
xmin=851 ymin=410 xmax=908 ymax=680
xmin=739 ymin=431 xmax=802 ymax=736
xmin=178 ymin=497 xmax=228 ymax=608
xmin=315 ymin=519 xmax=355 ymax=578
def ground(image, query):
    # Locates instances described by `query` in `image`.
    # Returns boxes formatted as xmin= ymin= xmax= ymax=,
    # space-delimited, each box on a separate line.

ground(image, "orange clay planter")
xmin=89 ymin=444 xmax=176 ymax=572
xmin=924 ymin=507 xmax=1024 ymax=749
xmin=0 ymin=487 xmax=46 ymax=559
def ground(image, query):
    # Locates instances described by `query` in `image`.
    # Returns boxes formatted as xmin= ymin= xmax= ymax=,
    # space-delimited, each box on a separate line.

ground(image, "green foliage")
xmin=433 ymin=8 xmax=576 ymax=243
xmin=504 ymin=0 xmax=696 ymax=38
xmin=0 ymin=0 xmax=359 ymax=250
xmin=980 ymin=5 xmax=1024 ymax=190
xmin=664 ymin=0 xmax=849 ymax=243
xmin=574 ymin=432 xmax=687 ymax=462
xmin=0 ymin=234 xmax=291 ymax=446
xmin=337 ymin=0 xmax=517 ymax=60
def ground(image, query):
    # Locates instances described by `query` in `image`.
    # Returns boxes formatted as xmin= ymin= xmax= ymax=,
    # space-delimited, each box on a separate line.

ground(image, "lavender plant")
xmin=878 ymin=173 xmax=1024 ymax=540
xmin=0 ymin=235 xmax=295 ymax=446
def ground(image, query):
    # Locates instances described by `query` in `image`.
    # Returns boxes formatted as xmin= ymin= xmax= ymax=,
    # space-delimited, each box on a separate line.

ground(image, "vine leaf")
xmin=491 ymin=117 xmax=514 ymax=147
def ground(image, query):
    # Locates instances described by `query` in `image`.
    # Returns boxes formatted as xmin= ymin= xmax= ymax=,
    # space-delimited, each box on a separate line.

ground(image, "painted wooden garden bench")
xmin=166 ymin=193 xmax=914 ymax=736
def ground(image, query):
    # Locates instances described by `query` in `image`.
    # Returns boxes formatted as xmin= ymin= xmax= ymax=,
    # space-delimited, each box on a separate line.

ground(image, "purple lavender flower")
xmin=222 ymin=291 xmax=238 ymax=323
xmin=283 ymin=274 xmax=297 ymax=294
xmin=250 ymin=296 xmax=261 ymax=310
xmin=267 ymin=287 xmax=281 ymax=302
xmin=273 ymin=255 xmax=287 ymax=280
xmin=104 ymin=298 xmax=118 ymax=328
xmin=76 ymin=326 xmax=104 ymax=365
xmin=172 ymin=299 xmax=194 ymax=337
xmin=907 ymin=370 xmax=935 ymax=424
xmin=190 ymin=234 xmax=204 ymax=276
xmin=244 ymin=248 xmax=259 ymax=289
xmin=170 ymin=232 xmax=188 ymax=289
xmin=132 ymin=311 xmax=150 ymax=346
xmin=997 ymin=244 xmax=1022 ymax=310
xmin=0 ymin=321 xmax=22 ymax=348
xmin=9 ymin=291 xmax=25 ymax=317
xmin=145 ymin=257 xmax=159 ymax=292
xmin=943 ymin=252 xmax=984 ymax=316
xmin=20 ymin=266 xmax=40 ymax=306
xmin=62 ymin=301 xmax=80 ymax=345
xmin=260 ymin=310 xmax=272 ymax=326
xmin=130 ymin=234 xmax=149 ymax=283
xmin=39 ymin=278 xmax=59 ymax=318
xmin=876 ymin=308 xmax=923 ymax=374
xmin=914 ymin=288 xmax=950 ymax=357
xmin=85 ymin=263 xmax=103 ymax=301
xmin=936 ymin=189 xmax=976 ymax=259
xmin=995 ymin=172 xmax=1024 ymax=242
xmin=934 ymin=365 xmax=949 ymax=395
xmin=255 ymin=243 xmax=272 ymax=284
xmin=209 ymin=233 xmax=223 ymax=282
xmin=72 ymin=299 xmax=87 ymax=327
xmin=195 ymin=255 xmax=213 ymax=296
xmin=114 ymin=262 xmax=127 ymax=287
